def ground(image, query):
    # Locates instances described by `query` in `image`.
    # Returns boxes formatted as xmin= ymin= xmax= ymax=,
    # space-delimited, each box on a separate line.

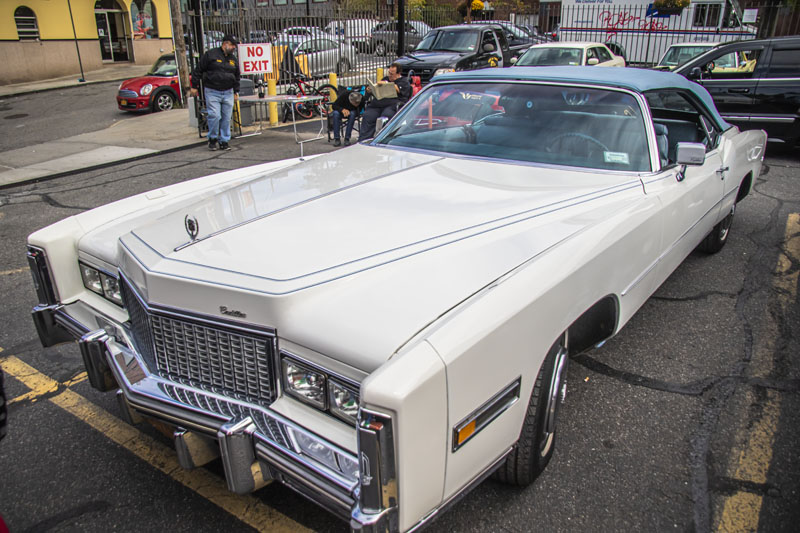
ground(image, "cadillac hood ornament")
xmin=184 ymin=214 xmax=199 ymax=241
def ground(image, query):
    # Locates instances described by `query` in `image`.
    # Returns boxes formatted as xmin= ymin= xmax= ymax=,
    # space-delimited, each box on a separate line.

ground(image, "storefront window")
xmin=131 ymin=0 xmax=158 ymax=39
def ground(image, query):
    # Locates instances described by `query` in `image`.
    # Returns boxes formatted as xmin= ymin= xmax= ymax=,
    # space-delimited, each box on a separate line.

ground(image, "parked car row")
xmin=119 ymin=24 xmax=800 ymax=150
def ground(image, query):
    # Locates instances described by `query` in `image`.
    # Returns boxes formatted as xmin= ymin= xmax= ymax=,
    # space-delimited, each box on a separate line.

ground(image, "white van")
xmin=325 ymin=18 xmax=379 ymax=53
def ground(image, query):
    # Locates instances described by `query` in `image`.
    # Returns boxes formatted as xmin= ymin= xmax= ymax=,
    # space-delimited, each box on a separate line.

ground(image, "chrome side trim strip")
xmin=452 ymin=377 xmax=521 ymax=451
xmin=723 ymin=115 xmax=795 ymax=124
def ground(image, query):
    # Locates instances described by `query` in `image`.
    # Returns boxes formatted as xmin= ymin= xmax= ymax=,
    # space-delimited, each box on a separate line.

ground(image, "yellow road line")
xmin=0 ymin=267 xmax=28 ymax=276
xmin=716 ymin=213 xmax=799 ymax=532
xmin=0 ymin=355 xmax=311 ymax=533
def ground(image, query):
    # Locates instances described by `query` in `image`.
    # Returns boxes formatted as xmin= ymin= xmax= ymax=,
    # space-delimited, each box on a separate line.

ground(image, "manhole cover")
xmin=4 ymin=113 xmax=28 ymax=120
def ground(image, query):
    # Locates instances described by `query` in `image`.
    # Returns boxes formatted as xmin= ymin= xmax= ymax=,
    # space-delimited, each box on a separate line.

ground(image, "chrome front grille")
xmin=118 ymin=89 xmax=138 ymax=98
xmin=120 ymin=276 xmax=276 ymax=405
xmin=161 ymin=383 xmax=290 ymax=449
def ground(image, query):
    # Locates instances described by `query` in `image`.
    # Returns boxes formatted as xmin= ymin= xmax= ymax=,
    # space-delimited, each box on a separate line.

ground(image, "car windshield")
xmin=148 ymin=56 xmax=177 ymax=76
xmin=658 ymin=45 xmax=713 ymax=67
xmin=375 ymin=82 xmax=650 ymax=172
xmin=516 ymin=47 xmax=583 ymax=66
xmin=416 ymin=29 xmax=479 ymax=52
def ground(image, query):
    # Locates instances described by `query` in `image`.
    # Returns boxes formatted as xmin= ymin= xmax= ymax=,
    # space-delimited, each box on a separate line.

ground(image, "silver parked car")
xmin=371 ymin=20 xmax=432 ymax=56
xmin=278 ymin=37 xmax=357 ymax=77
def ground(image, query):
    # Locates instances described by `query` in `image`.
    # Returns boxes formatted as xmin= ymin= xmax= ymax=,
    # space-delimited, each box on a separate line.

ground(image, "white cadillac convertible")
xmin=27 ymin=67 xmax=766 ymax=531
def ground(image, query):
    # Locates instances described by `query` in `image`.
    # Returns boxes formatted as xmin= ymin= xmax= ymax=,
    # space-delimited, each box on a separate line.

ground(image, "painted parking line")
xmin=0 ymin=354 xmax=311 ymax=533
xmin=0 ymin=267 xmax=28 ymax=276
xmin=716 ymin=213 xmax=799 ymax=532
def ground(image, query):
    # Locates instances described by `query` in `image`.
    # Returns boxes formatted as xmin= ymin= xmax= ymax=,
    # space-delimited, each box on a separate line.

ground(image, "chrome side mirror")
xmin=674 ymin=142 xmax=705 ymax=182
xmin=375 ymin=116 xmax=389 ymax=135
xmin=676 ymin=142 xmax=706 ymax=166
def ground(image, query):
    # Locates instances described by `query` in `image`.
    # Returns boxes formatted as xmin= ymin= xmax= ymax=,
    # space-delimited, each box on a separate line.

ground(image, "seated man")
xmin=358 ymin=62 xmax=412 ymax=141
xmin=331 ymin=88 xmax=364 ymax=146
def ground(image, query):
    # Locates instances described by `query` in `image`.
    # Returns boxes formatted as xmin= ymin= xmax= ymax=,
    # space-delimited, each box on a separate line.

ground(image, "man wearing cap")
xmin=190 ymin=34 xmax=241 ymax=151
xmin=330 ymin=87 xmax=364 ymax=147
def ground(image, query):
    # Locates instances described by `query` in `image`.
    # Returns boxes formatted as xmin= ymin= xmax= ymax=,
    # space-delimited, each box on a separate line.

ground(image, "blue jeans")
xmin=358 ymin=104 xmax=398 ymax=141
xmin=205 ymin=88 xmax=234 ymax=142
xmin=332 ymin=109 xmax=358 ymax=140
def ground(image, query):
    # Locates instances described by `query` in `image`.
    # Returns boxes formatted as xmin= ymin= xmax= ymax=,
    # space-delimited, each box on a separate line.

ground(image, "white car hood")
xmin=83 ymin=145 xmax=643 ymax=371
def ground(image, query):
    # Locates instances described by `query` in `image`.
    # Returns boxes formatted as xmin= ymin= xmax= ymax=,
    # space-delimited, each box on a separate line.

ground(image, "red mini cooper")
xmin=117 ymin=53 xmax=181 ymax=112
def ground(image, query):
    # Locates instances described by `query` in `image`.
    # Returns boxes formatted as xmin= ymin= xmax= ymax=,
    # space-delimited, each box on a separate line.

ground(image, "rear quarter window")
xmin=764 ymin=48 xmax=800 ymax=78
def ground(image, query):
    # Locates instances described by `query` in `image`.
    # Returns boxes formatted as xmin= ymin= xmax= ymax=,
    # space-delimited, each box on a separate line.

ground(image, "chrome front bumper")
xmin=32 ymin=302 xmax=398 ymax=532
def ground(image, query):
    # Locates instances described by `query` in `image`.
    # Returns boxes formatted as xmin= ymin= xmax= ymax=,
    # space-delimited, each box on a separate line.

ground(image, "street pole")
xmin=170 ymin=0 xmax=191 ymax=98
xmin=397 ymin=0 xmax=405 ymax=57
xmin=66 ymin=0 xmax=85 ymax=82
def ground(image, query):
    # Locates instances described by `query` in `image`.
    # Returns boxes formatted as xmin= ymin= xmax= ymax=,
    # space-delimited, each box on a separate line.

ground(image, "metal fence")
xmin=182 ymin=1 xmax=799 ymax=92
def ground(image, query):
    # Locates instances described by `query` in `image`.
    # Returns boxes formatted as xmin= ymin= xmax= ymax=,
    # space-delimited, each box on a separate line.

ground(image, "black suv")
xmin=676 ymin=36 xmax=800 ymax=147
xmin=394 ymin=24 xmax=527 ymax=85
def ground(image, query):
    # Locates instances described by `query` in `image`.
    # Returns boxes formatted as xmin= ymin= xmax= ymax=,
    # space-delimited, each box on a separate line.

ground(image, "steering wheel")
xmin=547 ymin=132 xmax=610 ymax=156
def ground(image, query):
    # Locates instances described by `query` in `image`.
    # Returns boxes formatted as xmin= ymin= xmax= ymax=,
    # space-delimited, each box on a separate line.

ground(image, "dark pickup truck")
xmin=394 ymin=24 xmax=530 ymax=84
xmin=675 ymin=36 xmax=800 ymax=147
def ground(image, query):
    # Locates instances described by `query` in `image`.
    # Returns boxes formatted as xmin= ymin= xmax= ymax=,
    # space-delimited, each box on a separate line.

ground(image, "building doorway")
xmin=94 ymin=0 xmax=132 ymax=62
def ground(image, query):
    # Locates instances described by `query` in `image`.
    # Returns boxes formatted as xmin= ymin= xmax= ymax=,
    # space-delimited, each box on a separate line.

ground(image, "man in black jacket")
xmin=358 ymin=63 xmax=412 ymax=141
xmin=331 ymin=88 xmax=364 ymax=146
xmin=190 ymin=34 xmax=241 ymax=151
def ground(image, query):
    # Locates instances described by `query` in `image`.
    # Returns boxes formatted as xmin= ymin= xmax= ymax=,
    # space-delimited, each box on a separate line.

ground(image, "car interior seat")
xmin=654 ymin=122 xmax=669 ymax=166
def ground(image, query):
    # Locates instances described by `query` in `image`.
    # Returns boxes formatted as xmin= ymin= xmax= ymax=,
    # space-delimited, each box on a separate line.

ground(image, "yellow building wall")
xmin=1 ymin=0 xmax=172 ymax=41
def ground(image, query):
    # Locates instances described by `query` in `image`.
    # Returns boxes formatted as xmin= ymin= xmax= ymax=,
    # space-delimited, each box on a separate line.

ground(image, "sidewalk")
xmin=0 ymin=109 xmax=207 ymax=188
xmin=0 ymin=63 xmax=152 ymax=98
xmin=0 ymin=63 xmax=343 ymax=189
xmin=0 ymin=106 xmax=316 ymax=189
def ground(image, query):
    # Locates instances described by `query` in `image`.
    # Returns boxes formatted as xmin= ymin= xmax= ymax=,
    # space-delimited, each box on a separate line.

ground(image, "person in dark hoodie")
xmin=190 ymin=34 xmax=241 ymax=151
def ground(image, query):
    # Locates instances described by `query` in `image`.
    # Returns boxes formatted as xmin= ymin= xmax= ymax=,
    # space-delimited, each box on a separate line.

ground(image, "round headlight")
xmin=140 ymin=84 xmax=153 ymax=96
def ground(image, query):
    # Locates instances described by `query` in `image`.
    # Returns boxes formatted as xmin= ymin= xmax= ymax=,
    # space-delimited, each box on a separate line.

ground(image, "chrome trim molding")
xmin=352 ymin=407 xmax=398 ymax=532
xmin=723 ymin=115 xmax=795 ymax=124
xmin=79 ymin=329 xmax=116 ymax=391
xmin=31 ymin=304 xmax=89 ymax=347
xmin=27 ymin=246 xmax=58 ymax=305
xmin=452 ymin=377 xmax=521 ymax=451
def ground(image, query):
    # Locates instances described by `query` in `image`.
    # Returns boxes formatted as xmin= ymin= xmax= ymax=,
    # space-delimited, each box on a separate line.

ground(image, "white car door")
xmin=641 ymin=90 xmax=726 ymax=286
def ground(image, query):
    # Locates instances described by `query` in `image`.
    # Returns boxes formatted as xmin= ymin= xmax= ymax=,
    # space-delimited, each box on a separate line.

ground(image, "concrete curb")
xmin=0 ymin=76 xmax=134 ymax=99
xmin=0 ymin=139 xmax=207 ymax=191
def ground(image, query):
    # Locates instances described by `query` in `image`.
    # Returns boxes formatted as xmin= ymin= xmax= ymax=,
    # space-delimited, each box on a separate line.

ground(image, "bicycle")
xmin=281 ymin=70 xmax=337 ymax=121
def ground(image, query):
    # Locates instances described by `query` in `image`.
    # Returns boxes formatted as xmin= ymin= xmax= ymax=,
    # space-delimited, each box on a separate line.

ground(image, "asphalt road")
xmin=0 ymin=131 xmax=798 ymax=532
xmin=0 ymin=81 xmax=139 ymax=153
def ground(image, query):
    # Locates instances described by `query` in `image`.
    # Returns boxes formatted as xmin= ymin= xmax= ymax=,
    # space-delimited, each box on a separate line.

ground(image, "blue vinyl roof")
xmin=438 ymin=66 xmax=730 ymax=129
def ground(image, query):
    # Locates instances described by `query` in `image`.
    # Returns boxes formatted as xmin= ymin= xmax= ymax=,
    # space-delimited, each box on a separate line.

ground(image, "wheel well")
xmin=736 ymin=172 xmax=753 ymax=203
xmin=567 ymin=295 xmax=618 ymax=355
xmin=152 ymin=87 xmax=178 ymax=102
